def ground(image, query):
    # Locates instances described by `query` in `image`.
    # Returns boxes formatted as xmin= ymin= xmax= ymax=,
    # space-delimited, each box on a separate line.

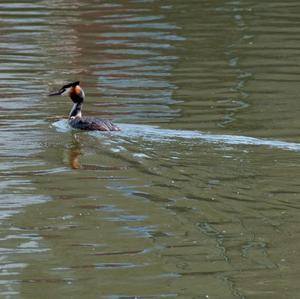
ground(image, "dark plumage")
xmin=69 ymin=117 xmax=120 ymax=131
xmin=49 ymin=81 xmax=120 ymax=131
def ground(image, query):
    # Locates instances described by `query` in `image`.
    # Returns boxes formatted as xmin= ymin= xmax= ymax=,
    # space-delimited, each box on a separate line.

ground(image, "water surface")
xmin=1 ymin=0 xmax=300 ymax=298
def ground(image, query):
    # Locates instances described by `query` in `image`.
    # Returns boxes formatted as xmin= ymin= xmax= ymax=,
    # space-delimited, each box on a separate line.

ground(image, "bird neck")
xmin=69 ymin=102 xmax=82 ymax=119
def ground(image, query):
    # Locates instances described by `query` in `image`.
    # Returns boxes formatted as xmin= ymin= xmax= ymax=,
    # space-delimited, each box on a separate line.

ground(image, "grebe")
xmin=48 ymin=81 xmax=120 ymax=131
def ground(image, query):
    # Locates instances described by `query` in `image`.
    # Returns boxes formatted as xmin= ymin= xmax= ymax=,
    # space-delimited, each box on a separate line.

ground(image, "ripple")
xmin=53 ymin=120 xmax=300 ymax=152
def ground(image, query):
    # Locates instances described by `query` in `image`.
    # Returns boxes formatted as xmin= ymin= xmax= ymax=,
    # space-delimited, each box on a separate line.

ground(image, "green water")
xmin=1 ymin=1 xmax=300 ymax=298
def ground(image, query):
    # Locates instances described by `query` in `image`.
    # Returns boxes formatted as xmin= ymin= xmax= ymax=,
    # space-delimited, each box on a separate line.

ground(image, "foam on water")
xmin=52 ymin=119 xmax=300 ymax=152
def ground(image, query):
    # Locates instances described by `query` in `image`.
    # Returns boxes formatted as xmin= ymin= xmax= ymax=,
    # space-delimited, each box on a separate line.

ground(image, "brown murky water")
xmin=1 ymin=1 xmax=300 ymax=298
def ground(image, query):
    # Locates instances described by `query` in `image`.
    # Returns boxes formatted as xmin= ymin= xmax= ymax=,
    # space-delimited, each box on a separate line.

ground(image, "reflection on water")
xmin=1 ymin=0 xmax=300 ymax=298
xmin=68 ymin=135 xmax=82 ymax=169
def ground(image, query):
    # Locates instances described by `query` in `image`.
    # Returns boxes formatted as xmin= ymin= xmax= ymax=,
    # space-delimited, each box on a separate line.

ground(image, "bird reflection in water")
xmin=68 ymin=134 xmax=82 ymax=169
xmin=67 ymin=134 xmax=126 ymax=171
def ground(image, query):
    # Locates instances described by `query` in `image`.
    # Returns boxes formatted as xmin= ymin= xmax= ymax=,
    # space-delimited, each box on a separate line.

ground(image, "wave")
xmin=52 ymin=119 xmax=300 ymax=152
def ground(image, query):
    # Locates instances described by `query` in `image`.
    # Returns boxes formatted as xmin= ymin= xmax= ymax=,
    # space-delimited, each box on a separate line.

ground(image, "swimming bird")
xmin=48 ymin=81 xmax=120 ymax=131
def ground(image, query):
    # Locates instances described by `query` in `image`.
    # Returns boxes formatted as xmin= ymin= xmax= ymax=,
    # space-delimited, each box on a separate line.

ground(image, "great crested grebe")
xmin=48 ymin=81 xmax=120 ymax=131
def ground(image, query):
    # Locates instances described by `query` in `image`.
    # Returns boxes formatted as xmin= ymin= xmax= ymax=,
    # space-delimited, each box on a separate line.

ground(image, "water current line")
xmin=53 ymin=120 xmax=300 ymax=152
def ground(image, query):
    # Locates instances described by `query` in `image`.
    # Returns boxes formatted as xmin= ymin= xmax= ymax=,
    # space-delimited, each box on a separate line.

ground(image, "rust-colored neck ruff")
xmin=70 ymin=85 xmax=84 ymax=103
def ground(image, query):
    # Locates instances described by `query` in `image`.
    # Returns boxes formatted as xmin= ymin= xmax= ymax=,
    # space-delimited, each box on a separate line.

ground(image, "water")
xmin=55 ymin=119 xmax=300 ymax=151
xmin=1 ymin=1 xmax=300 ymax=298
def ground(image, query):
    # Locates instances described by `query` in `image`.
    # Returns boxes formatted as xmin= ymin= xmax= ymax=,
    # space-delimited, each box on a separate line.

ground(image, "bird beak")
xmin=48 ymin=90 xmax=63 ymax=96
xmin=48 ymin=87 xmax=70 ymax=97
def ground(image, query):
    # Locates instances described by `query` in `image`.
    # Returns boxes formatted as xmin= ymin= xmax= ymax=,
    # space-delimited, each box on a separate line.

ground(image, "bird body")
xmin=69 ymin=116 xmax=120 ymax=131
